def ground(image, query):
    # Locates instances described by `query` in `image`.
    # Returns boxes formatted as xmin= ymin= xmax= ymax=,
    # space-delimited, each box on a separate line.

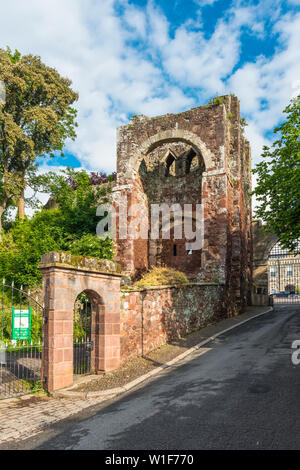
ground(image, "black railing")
xmin=0 ymin=282 xmax=43 ymax=399
xmin=73 ymin=293 xmax=92 ymax=375
xmin=73 ymin=340 xmax=93 ymax=375
xmin=268 ymin=241 xmax=300 ymax=308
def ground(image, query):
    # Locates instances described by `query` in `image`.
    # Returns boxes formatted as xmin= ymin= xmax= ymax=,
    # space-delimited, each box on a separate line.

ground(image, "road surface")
xmin=4 ymin=306 xmax=300 ymax=450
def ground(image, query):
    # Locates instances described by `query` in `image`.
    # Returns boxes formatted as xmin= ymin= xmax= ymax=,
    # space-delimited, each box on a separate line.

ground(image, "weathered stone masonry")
xmin=39 ymin=252 xmax=122 ymax=392
xmin=114 ymin=95 xmax=252 ymax=316
xmin=120 ymin=283 xmax=223 ymax=363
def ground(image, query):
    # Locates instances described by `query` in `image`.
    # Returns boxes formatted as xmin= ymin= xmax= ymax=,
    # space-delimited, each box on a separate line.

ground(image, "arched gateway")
xmin=39 ymin=252 xmax=122 ymax=392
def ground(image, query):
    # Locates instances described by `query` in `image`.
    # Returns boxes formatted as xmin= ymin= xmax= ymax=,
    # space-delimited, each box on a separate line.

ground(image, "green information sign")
xmin=12 ymin=307 xmax=32 ymax=341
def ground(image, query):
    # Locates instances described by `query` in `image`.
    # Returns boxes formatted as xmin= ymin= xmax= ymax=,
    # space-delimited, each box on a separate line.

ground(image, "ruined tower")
xmin=113 ymin=95 xmax=252 ymax=313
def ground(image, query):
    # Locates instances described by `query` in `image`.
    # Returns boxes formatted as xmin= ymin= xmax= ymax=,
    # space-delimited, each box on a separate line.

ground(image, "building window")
xmin=286 ymin=265 xmax=293 ymax=277
xmin=173 ymin=244 xmax=177 ymax=256
xmin=270 ymin=266 xmax=276 ymax=278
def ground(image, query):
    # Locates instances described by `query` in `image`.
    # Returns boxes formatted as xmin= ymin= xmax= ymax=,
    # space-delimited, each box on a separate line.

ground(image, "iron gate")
xmin=0 ymin=281 xmax=43 ymax=399
xmin=268 ymin=241 xmax=300 ymax=308
xmin=73 ymin=293 xmax=93 ymax=375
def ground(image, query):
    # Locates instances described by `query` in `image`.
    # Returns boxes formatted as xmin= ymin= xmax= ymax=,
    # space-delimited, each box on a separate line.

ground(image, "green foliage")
xmin=253 ymin=95 xmax=300 ymax=252
xmin=207 ymin=96 xmax=224 ymax=106
xmin=20 ymin=379 xmax=42 ymax=393
xmin=68 ymin=233 xmax=114 ymax=259
xmin=0 ymin=209 xmax=64 ymax=287
xmin=213 ymin=97 xmax=223 ymax=105
xmin=73 ymin=320 xmax=86 ymax=342
xmin=39 ymin=168 xmax=111 ymax=237
xmin=0 ymin=47 xmax=78 ymax=228
xmin=240 ymin=117 xmax=248 ymax=129
xmin=5 ymin=46 xmax=21 ymax=64
xmin=73 ymin=292 xmax=91 ymax=341
xmin=0 ymin=169 xmax=115 ymax=288
xmin=0 ymin=308 xmax=13 ymax=341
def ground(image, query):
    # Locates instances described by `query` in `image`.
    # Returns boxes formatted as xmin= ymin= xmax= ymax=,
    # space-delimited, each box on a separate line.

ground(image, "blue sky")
xmin=0 ymin=0 xmax=299 ymax=199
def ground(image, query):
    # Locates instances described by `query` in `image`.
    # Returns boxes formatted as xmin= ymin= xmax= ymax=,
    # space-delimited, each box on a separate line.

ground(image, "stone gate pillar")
xmin=39 ymin=252 xmax=122 ymax=393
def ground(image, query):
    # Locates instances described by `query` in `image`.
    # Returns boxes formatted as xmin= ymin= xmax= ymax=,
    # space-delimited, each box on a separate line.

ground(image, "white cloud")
xmin=244 ymin=121 xmax=270 ymax=166
xmin=162 ymin=24 xmax=239 ymax=93
xmin=0 ymin=0 xmax=299 ymax=197
xmin=150 ymin=4 xmax=265 ymax=95
xmin=228 ymin=11 xmax=300 ymax=164
xmin=193 ymin=0 xmax=219 ymax=6
xmin=0 ymin=0 xmax=193 ymax=176
xmin=123 ymin=5 xmax=147 ymax=38
xmin=146 ymin=1 xmax=170 ymax=49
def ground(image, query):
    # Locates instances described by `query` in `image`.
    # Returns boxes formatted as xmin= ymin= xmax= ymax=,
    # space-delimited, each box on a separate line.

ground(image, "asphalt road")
xmin=5 ymin=306 xmax=300 ymax=450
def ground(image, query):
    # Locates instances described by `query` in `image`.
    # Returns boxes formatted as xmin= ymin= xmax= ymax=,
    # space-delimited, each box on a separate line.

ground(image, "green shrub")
xmin=0 ymin=169 xmax=115 ymax=289
xmin=213 ymin=97 xmax=223 ymax=105
xmin=0 ymin=210 xmax=64 ymax=287
xmin=67 ymin=233 xmax=113 ymax=259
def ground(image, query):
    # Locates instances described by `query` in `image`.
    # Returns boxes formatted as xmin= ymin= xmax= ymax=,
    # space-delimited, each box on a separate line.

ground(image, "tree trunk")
xmin=0 ymin=204 xmax=6 ymax=241
xmin=17 ymin=190 xmax=25 ymax=219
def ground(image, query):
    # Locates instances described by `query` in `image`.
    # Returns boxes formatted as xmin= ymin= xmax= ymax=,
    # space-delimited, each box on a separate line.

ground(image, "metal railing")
xmin=73 ymin=293 xmax=92 ymax=375
xmin=0 ymin=281 xmax=43 ymax=398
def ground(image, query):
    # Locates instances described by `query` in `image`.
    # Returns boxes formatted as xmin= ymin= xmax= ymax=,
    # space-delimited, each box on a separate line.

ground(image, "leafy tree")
xmin=0 ymin=47 xmax=78 ymax=232
xmin=0 ymin=209 xmax=64 ymax=287
xmin=0 ymin=169 xmax=115 ymax=288
xmin=39 ymin=167 xmax=114 ymax=237
xmin=253 ymin=95 xmax=300 ymax=252
xmin=68 ymin=233 xmax=113 ymax=259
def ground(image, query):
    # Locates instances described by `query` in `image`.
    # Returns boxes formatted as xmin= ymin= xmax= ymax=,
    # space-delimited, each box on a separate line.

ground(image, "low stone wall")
xmin=120 ymin=283 xmax=224 ymax=363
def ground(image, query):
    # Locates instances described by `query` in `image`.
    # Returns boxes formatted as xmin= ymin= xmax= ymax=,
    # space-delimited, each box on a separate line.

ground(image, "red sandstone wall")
xmin=114 ymin=94 xmax=253 ymax=318
xmin=120 ymin=284 xmax=224 ymax=363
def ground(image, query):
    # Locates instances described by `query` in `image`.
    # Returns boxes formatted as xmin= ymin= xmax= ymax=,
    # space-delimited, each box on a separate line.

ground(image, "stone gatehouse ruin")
xmin=41 ymin=95 xmax=254 ymax=391
xmin=114 ymin=94 xmax=252 ymax=311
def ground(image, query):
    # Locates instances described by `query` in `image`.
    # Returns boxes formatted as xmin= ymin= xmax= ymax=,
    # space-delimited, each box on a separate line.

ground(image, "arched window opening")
xmin=165 ymin=153 xmax=176 ymax=177
xmin=185 ymin=149 xmax=202 ymax=174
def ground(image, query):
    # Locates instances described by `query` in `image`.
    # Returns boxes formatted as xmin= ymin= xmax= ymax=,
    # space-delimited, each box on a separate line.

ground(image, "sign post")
xmin=12 ymin=308 xmax=32 ymax=341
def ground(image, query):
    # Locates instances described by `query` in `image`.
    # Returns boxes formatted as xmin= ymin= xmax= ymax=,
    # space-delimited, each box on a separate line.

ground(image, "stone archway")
xmin=114 ymin=130 xmax=209 ymax=280
xmin=125 ymin=129 xmax=214 ymax=178
xmin=73 ymin=289 xmax=104 ymax=376
xmin=115 ymin=97 xmax=253 ymax=312
xmin=39 ymin=252 xmax=122 ymax=392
